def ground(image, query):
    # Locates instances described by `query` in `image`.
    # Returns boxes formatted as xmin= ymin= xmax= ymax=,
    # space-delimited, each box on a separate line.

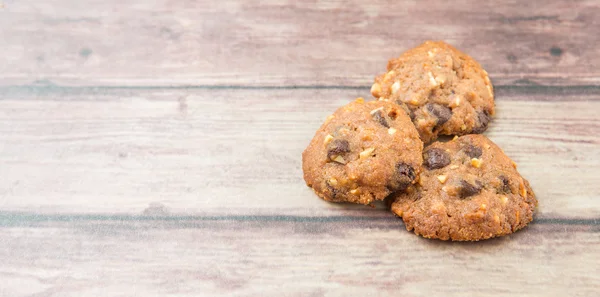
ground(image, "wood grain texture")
xmin=0 ymin=218 xmax=598 ymax=297
xmin=2 ymin=1 xmax=600 ymax=296
xmin=1 ymin=87 xmax=599 ymax=219
xmin=1 ymin=0 xmax=599 ymax=86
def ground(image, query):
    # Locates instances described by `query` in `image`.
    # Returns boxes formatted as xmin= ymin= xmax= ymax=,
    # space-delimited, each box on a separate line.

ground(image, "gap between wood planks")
xmin=0 ymin=84 xmax=599 ymax=106
xmin=0 ymin=212 xmax=598 ymax=227
xmin=0 ymin=84 xmax=599 ymax=104
xmin=3 ymin=83 xmax=600 ymax=93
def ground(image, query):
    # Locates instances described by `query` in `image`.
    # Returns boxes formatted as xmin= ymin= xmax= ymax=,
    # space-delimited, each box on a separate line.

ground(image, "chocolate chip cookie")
xmin=371 ymin=41 xmax=495 ymax=143
xmin=390 ymin=135 xmax=537 ymax=241
xmin=302 ymin=98 xmax=423 ymax=205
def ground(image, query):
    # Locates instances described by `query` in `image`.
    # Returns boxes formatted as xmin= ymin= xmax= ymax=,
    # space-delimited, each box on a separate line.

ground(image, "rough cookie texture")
xmin=302 ymin=98 xmax=423 ymax=205
xmin=390 ymin=135 xmax=537 ymax=241
xmin=371 ymin=41 xmax=495 ymax=143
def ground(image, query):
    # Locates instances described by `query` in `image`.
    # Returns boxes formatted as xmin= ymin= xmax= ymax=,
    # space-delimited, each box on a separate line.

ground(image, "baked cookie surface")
xmin=302 ymin=99 xmax=423 ymax=205
xmin=371 ymin=41 xmax=495 ymax=143
xmin=390 ymin=134 xmax=537 ymax=241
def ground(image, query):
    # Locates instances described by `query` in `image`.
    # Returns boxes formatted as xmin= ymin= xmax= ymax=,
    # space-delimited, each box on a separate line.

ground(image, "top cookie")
xmin=302 ymin=98 xmax=423 ymax=205
xmin=371 ymin=41 xmax=495 ymax=143
xmin=390 ymin=135 xmax=537 ymax=241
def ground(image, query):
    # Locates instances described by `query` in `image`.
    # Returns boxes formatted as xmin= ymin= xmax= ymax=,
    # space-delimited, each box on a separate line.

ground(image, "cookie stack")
xmin=302 ymin=41 xmax=538 ymax=241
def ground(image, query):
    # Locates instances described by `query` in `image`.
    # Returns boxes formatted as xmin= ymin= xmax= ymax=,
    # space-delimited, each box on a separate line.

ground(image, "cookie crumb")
xmin=520 ymin=183 xmax=527 ymax=198
xmin=324 ymin=134 xmax=334 ymax=145
xmin=388 ymin=127 xmax=397 ymax=135
xmin=384 ymin=70 xmax=396 ymax=81
xmin=435 ymin=74 xmax=446 ymax=85
xmin=391 ymin=81 xmax=400 ymax=94
xmin=359 ymin=147 xmax=375 ymax=159
xmin=350 ymin=189 xmax=359 ymax=195
xmin=329 ymin=178 xmax=338 ymax=186
xmin=449 ymin=96 xmax=461 ymax=108
xmin=332 ymin=155 xmax=346 ymax=164
xmin=437 ymin=175 xmax=448 ymax=183
xmin=356 ymin=97 xmax=365 ymax=104
xmin=470 ymin=158 xmax=483 ymax=168
xmin=428 ymin=72 xmax=437 ymax=86
xmin=371 ymin=83 xmax=382 ymax=97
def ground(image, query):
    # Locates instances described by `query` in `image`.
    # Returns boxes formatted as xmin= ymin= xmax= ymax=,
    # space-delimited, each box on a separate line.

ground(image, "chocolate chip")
xmin=463 ymin=144 xmax=482 ymax=158
xmin=498 ymin=176 xmax=511 ymax=193
xmin=459 ymin=180 xmax=482 ymax=198
xmin=426 ymin=103 xmax=452 ymax=127
xmin=325 ymin=181 xmax=339 ymax=199
xmin=388 ymin=163 xmax=416 ymax=191
xmin=327 ymin=139 xmax=350 ymax=160
xmin=423 ymin=148 xmax=451 ymax=170
xmin=473 ymin=110 xmax=491 ymax=133
xmin=371 ymin=110 xmax=390 ymax=128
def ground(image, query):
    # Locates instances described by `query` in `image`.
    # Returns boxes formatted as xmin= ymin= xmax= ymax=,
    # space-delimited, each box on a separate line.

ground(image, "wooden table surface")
xmin=1 ymin=1 xmax=599 ymax=296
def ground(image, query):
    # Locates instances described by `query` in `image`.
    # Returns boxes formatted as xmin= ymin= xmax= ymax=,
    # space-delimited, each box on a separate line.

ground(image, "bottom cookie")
xmin=390 ymin=134 xmax=538 ymax=241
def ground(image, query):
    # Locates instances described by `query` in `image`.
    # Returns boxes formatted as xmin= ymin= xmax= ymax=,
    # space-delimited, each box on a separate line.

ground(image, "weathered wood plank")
xmin=1 ymin=0 xmax=599 ymax=86
xmin=0 ymin=218 xmax=598 ymax=296
xmin=0 ymin=88 xmax=598 ymax=218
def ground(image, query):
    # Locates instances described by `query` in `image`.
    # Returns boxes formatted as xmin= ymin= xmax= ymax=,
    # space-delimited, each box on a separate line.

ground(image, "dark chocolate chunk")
xmin=498 ymin=175 xmax=511 ymax=194
xmin=388 ymin=163 xmax=416 ymax=191
xmin=371 ymin=110 xmax=390 ymax=128
xmin=423 ymin=148 xmax=451 ymax=170
xmin=459 ymin=180 xmax=482 ymax=198
xmin=463 ymin=144 xmax=483 ymax=158
xmin=327 ymin=139 xmax=350 ymax=161
xmin=473 ymin=110 xmax=491 ymax=133
xmin=426 ymin=103 xmax=452 ymax=127
xmin=325 ymin=180 xmax=339 ymax=199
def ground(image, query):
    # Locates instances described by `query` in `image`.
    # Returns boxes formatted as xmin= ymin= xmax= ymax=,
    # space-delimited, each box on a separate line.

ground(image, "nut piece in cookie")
xmin=372 ymin=41 xmax=495 ymax=143
xmin=302 ymin=99 xmax=423 ymax=205
xmin=390 ymin=134 xmax=537 ymax=241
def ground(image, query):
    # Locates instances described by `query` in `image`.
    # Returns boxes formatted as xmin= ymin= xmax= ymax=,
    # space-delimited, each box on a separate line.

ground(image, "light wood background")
xmin=1 ymin=1 xmax=599 ymax=296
